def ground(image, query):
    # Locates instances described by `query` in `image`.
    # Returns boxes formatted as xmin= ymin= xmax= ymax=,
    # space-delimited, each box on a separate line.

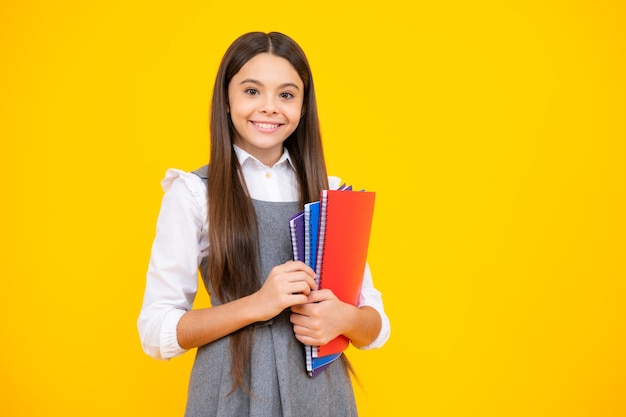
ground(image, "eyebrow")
xmin=239 ymin=78 xmax=301 ymax=90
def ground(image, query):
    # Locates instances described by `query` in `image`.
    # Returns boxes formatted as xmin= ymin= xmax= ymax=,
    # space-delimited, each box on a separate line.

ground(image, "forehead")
xmin=231 ymin=53 xmax=303 ymax=87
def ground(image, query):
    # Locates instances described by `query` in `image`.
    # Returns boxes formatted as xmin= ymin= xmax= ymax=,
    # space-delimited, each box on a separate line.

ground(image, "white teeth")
xmin=255 ymin=122 xmax=279 ymax=129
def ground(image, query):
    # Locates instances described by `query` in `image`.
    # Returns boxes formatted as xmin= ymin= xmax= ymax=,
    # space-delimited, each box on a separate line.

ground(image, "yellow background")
xmin=2 ymin=0 xmax=625 ymax=416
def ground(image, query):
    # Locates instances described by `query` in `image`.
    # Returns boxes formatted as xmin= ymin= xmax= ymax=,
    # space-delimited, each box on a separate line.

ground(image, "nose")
xmin=260 ymin=96 xmax=278 ymax=114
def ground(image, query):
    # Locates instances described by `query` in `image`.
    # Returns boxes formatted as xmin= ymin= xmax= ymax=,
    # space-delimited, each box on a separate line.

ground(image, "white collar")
xmin=233 ymin=144 xmax=295 ymax=170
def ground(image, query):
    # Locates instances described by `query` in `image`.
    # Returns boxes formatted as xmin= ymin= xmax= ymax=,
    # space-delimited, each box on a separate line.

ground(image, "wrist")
xmin=340 ymin=303 xmax=361 ymax=339
xmin=343 ymin=305 xmax=381 ymax=348
xmin=241 ymin=292 xmax=264 ymax=322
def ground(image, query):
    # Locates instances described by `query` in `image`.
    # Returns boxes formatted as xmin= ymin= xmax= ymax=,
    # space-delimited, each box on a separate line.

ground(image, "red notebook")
xmin=313 ymin=189 xmax=376 ymax=358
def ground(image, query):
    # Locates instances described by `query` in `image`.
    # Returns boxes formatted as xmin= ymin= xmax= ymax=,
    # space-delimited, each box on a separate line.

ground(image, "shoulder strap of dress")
xmin=191 ymin=165 xmax=208 ymax=187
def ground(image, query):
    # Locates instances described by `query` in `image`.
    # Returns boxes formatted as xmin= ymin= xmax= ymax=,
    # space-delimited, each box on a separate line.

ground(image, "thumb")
xmin=307 ymin=288 xmax=336 ymax=303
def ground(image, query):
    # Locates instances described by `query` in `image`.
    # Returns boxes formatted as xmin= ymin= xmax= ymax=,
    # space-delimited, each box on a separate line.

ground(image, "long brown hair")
xmin=206 ymin=32 xmax=329 ymax=394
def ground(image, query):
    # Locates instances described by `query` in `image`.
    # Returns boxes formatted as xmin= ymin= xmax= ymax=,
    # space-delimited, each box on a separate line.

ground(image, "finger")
xmin=291 ymin=318 xmax=318 ymax=337
xmin=290 ymin=303 xmax=310 ymax=315
xmin=289 ymin=311 xmax=306 ymax=326
xmin=284 ymin=271 xmax=317 ymax=291
xmin=303 ymin=274 xmax=317 ymax=291
xmin=294 ymin=333 xmax=323 ymax=347
xmin=284 ymin=293 xmax=309 ymax=307
xmin=280 ymin=260 xmax=316 ymax=278
xmin=306 ymin=288 xmax=335 ymax=303
xmin=291 ymin=280 xmax=313 ymax=296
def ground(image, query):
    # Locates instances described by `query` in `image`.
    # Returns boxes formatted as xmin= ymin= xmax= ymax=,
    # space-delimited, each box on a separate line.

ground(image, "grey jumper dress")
xmin=185 ymin=166 xmax=357 ymax=417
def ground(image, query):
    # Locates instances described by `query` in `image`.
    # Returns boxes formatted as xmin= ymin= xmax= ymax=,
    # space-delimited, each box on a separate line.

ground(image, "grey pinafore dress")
xmin=185 ymin=167 xmax=357 ymax=417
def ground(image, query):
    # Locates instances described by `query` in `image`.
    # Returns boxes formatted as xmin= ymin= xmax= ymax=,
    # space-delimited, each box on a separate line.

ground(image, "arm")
xmin=137 ymin=173 xmax=204 ymax=360
xmin=177 ymin=261 xmax=316 ymax=349
xmin=138 ymin=171 xmax=317 ymax=358
xmin=342 ymin=305 xmax=382 ymax=348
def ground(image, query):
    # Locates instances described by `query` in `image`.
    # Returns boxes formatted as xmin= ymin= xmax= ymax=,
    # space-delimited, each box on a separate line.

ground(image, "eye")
xmin=280 ymin=92 xmax=294 ymax=99
xmin=244 ymin=88 xmax=259 ymax=96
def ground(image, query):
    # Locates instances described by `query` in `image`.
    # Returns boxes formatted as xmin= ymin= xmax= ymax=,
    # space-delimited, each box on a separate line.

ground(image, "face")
xmin=228 ymin=53 xmax=305 ymax=166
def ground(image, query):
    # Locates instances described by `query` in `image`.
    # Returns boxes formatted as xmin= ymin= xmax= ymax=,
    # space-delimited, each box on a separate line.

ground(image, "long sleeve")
xmin=137 ymin=170 xmax=208 ymax=360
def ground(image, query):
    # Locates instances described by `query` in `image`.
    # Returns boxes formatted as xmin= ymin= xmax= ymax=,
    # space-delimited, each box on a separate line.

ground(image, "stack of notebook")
xmin=288 ymin=185 xmax=376 ymax=377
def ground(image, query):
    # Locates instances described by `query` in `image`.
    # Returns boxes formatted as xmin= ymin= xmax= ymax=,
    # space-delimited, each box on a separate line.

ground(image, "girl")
xmin=138 ymin=31 xmax=390 ymax=417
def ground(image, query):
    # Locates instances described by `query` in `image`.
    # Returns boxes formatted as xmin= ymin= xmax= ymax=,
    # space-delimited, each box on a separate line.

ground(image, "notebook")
xmin=312 ymin=188 xmax=376 ymax=358
xmin=288 ymin=211 xmax=305 ymax=263
xmin=291 ymin=205 xmax=333 ymax=376
xmin=303 ymin=201 xmax=320 ymax=270
xmin=288 ymin=186 xmax=376 ymax=375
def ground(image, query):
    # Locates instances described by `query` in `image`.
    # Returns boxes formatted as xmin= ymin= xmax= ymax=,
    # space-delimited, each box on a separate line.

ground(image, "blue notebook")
xmin=304 ymin=201 xmax=320 ymax=272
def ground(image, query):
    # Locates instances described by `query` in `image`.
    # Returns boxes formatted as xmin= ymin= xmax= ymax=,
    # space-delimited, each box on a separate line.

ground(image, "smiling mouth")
xmin=252 ymin=121 xmax=282 ymax=130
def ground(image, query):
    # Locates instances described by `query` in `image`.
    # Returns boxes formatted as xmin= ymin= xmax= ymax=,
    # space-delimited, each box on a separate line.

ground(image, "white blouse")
xmin=137 ymin=146 xmax=391 ymax=360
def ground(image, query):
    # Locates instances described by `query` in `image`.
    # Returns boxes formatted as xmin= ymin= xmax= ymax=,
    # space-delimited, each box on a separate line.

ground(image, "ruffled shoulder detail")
xmin=161 ymin=168 xmax=205 ymax=192
xmin=159 ymin=168 xmax=208 ymax=214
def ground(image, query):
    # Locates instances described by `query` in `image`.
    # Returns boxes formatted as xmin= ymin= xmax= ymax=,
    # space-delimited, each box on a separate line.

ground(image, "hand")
xmin=253 ymin=261 xmax=317 ymax=322
xmin=290 ymin=289 xmax=353 ymax=346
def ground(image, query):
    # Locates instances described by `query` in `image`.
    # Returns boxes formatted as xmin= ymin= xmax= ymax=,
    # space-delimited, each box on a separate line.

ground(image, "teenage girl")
xmin=138 ymin=31 xmax=390 ymax=417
